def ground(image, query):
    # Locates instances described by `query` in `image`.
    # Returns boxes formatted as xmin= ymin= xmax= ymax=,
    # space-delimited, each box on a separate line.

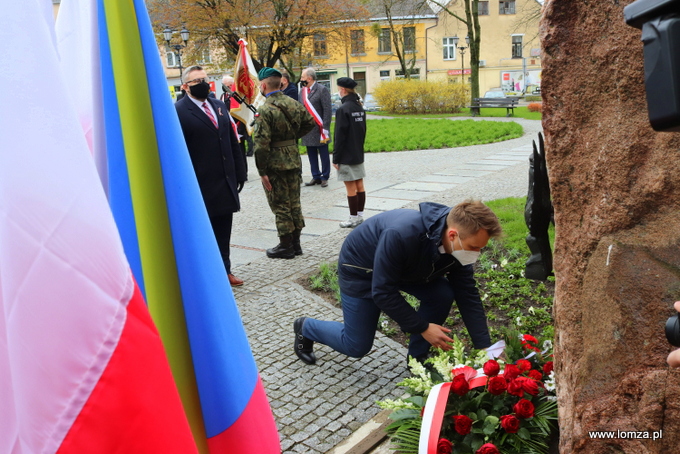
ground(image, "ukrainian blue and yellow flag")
xmin=57 ymin=0 xmax=281 ymax=451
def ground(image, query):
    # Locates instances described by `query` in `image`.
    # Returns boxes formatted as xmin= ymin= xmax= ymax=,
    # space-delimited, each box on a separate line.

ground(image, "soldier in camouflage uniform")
xmin=253 ymin=67 xmax=316 ymax=259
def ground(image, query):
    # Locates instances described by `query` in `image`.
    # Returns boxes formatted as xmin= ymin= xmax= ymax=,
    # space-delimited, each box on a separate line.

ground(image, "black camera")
xmin=666 ymin=312 xmax=680 ymax=347
xmin=624 ymin=0 xmax=680 ymax=132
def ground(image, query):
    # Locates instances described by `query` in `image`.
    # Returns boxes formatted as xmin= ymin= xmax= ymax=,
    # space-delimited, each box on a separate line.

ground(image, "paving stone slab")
xmin=436 ymin=168 xmax=494 ymax=177
xmin=413 ymin=174 xmax=475 ymax=184
xmin=336 ymin=196 xmax=410 ymax=212
xmin=456 ymin=163 xmax=510 ymax=171
xmin=391 ymin=181 xmax=458 ymax=192
xmin=308 ymin=206 xmax=383 ymax=221
xmin=368 ymin=188 xmax=437 ymax=200
xmin=488 ymin=154 xmax=530 ymax=161
xmin=230 ymin=246 xmax=267 ymax=269
xmin=474 ymin=159 xmax=524 ymax=165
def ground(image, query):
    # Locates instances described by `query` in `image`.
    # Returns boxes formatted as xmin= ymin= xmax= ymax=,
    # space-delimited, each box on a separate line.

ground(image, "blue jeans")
xmin=302 ymin=278 xmax=455 ymax=359
xmin=306 ymin=144 xmax=330 ymax=181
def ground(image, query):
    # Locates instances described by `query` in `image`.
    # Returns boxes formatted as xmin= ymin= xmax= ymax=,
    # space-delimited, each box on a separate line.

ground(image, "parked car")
xmin=362 ymin=93 xmax=381 ymax=112
xmin=483 ymin=89 xmax=506 ymax=99
xmin=331 ymin=93 xmax=341 ymax=114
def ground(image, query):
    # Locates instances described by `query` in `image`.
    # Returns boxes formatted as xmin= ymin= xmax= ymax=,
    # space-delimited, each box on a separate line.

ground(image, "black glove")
xmin=237 ymin=181 xmax=245 ymax=193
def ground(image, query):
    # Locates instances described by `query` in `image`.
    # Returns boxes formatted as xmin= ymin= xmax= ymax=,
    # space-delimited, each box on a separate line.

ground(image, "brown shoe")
xmin=228 ymin=274 xmax=244 ymax=287
xmin=320 ymin=180 xmax=328 ymax=187
xmin=305 ymin=179 xmax=321 ymax=186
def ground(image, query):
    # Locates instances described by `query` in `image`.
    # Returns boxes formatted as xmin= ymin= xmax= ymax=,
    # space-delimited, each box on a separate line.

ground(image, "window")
xmin=379 ymin=70 xmax=390 ymax=81
xmin=314 ymin=34 xmax=327 ymax=57
xmin=378 ymin=28 xmax=391 ymax=53
xmin=442 ymin=37 xmax=457 ymax=60
xmin=351 ymin=30 xmax=365 ymax=55
xmin=500 ymin=0 xmax=515 ymax=14
xmin=403 ymin=27 xmax=416 ymax=52
xmin=478 ymin=1 xmax=489 ymax=15
xmin=395 ymin=68 xmax=420 ymax=79
xmin=512 ymin=35 xmax=523 ymax=58
xmin=197 ymin=48 xmax=212 ymax=64
xmin=165 ymin=47 xmax=178 ymax=68
xmin=316 ymin=72 xmax=331 ymax=90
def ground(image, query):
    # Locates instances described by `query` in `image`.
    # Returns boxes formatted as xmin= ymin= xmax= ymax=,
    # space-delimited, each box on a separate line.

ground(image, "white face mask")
xmin=451 ymin=235 xmax=480 ymax=266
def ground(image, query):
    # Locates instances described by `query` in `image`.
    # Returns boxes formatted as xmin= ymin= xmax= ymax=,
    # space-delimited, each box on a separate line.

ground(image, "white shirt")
xmin=188 ymin=95 xmax=218 ymax=126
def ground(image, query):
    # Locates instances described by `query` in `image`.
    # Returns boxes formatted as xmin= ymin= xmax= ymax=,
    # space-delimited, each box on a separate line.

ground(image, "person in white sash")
xmin=299 ymin=67 xmax=332 ymax=188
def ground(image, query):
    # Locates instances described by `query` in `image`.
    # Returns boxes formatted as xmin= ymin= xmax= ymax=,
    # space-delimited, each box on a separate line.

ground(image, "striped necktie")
xmin=202 ymin=102 xmax=218 ymax=128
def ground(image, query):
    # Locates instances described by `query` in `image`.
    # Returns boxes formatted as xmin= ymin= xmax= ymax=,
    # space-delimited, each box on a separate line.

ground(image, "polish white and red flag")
xmin=0 ymin=1 xmax=197 ymax=452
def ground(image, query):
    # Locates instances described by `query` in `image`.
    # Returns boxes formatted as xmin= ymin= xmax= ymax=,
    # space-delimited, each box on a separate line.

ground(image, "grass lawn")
xmin=368 ymin=106 xmax=542 ymax=121
xmin=326 ymin=118 xmax=524 ymax=153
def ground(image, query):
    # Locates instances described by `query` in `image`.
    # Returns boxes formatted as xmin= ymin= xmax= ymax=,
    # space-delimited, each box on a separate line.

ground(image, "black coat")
xmin=282 ymin=83 xmax=299 ymax=101
xmin=332 ymin=93 xmax=366 ymax=165
xmin=175 ymin=96 xmax=247 ymax=216
xmin=337 ymin=202 xmax=490 ymax=347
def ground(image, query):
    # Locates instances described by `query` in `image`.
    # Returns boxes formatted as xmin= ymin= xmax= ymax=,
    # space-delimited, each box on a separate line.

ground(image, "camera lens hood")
xmin=665 ymin=314 xmax=680 ymax=347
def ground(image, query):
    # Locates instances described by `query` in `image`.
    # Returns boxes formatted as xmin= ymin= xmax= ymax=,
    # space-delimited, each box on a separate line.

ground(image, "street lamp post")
xmin=163 ymin=26 xmax=190 ymax=81
xmin=452 ymin=35 xmax=470 ymax=84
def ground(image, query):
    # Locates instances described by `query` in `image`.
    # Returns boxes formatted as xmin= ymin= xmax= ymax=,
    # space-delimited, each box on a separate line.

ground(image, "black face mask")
xmin=300 ymin=80 xmax=308 ymax=87
xmin=189 ymin=81 xmax=211 ymax=100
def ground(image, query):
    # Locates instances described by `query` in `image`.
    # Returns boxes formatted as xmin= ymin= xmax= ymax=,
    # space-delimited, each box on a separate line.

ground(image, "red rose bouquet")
xmin=378 ymin=331 xmax=557 ymax=454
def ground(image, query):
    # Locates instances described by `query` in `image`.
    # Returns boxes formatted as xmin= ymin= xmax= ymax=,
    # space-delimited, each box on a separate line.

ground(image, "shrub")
xmin=373 ymin=79 xmax=469 ymax=114
xmin=527 ymin=102 xmax=542 ymax=113
xmin=524 ymin=95 xmax=542 ymax=102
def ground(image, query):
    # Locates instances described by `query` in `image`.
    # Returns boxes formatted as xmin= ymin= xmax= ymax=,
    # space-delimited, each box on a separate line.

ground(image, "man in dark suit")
xmin=280 ymin=71 xmax=299 ymax=101
xmin=299 ymin=67 xmax=332 ymax=187
xmin=175 ymin=65 xmax=247 ymax=287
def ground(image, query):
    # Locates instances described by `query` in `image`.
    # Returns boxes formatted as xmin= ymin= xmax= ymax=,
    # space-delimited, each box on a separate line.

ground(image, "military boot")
xmin=292 ymin=229 xmax=303 ymax=256
xmin=266 ymin=234 xmax=295 ymax=259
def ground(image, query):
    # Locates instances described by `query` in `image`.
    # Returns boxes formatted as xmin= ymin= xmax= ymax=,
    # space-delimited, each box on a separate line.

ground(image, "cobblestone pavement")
xmin=230 ymin=117 xmax=543 ymax=453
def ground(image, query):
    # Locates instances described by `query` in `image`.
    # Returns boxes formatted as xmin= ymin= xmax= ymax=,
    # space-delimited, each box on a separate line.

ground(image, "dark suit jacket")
xmin=300 ymin=82 xmax=332 ymax=146
xmin=282 ymin=83 xmax=299 ymax=101
xmin=175 ymin=95 xmax=247 ymax=216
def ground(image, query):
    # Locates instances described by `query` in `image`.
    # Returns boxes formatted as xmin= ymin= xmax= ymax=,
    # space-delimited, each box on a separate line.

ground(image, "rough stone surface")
xmin=541 ymin=1 xmax=680 ymax=452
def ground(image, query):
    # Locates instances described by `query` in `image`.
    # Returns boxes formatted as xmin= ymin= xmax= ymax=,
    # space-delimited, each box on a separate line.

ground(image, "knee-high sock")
xmin=356 ymin=191 xmax=366 ymax=213
xmin=347 ymin=195 xmax=358 ymax=216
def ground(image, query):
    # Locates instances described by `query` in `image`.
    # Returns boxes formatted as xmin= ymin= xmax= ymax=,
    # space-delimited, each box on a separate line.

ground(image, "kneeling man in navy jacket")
xmin=293 ymin=200 xmax=502 ymax=365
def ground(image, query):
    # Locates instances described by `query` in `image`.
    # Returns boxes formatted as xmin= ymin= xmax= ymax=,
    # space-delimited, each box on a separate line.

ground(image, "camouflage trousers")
xmin=264 ymin=169 xmax=305 ymax=237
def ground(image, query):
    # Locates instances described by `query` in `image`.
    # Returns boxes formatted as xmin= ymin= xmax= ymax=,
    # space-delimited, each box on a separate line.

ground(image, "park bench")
xmin=469 ymin=97 xmax=519 ymax=117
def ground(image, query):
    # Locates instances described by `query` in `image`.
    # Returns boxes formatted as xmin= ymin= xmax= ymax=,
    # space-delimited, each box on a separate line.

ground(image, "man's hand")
xmin=421 ymin=324 xmax=454 ymax=351
xmin=260 ymin=175 xmax=272 ymax=192
xmin=237 ymin=181 xmax=245 ymax=193
xmin=333 ymin=163 xmax=339 ymax=170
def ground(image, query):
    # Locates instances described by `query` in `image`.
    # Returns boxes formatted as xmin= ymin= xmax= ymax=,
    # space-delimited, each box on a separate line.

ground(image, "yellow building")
xmin=426 ymin=0 xmax=543 ymax=95
xmin=53 ymin=0 xmax=542 ymax=99
xmin=303 ymin=0 xmax=542 ymax=97
xmin=302 ymin=1 xmax=438 ymax=96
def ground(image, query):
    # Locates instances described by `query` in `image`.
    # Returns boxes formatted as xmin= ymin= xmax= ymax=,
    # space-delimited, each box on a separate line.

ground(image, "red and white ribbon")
xmin=420 ymin=382 xmax=452 ymax=454
xmin=228 ymin=113 xmax=241 ymax=142
xmin=301 ymin=86 xmax=330 ymax=143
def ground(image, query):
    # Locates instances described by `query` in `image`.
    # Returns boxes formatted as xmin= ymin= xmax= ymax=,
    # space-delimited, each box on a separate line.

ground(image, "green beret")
xmin=258 ymin=67 xmax=282 ymax=80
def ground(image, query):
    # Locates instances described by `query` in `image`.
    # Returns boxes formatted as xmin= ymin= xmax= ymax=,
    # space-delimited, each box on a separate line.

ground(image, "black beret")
xmin=337 ymin=77 xmax=358 ymax=89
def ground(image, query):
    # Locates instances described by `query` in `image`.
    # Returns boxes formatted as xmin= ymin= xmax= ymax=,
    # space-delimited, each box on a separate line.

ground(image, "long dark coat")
xmin=175 ymin=96 xmax=247 ymax=216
